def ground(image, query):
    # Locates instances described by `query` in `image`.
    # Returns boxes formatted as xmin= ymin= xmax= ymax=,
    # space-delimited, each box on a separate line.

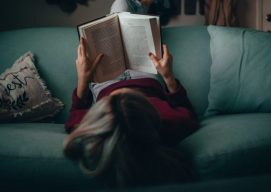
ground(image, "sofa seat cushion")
xmin=178 ymin=113 xmax=271 ymax=180
xmin=0 ymin=123 xmax=110 ymax=190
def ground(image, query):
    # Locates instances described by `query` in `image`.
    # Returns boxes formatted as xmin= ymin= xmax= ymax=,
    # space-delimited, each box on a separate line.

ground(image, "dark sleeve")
xmin=164 ymin=79 xmax=195 ymax=112
xmin=159 ymin=80 xmax=198 ymax=146
xmin=160 ymin=106 xmax=198 ymax=146
xmin=64 ymin=88 xmax=93 ymax=133
xmin=149 ymin=96 xmax=197 ymax=146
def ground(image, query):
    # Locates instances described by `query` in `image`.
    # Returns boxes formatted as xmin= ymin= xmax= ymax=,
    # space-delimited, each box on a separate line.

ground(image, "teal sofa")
xmin=0 ymin=26 xmax=271 ymax=191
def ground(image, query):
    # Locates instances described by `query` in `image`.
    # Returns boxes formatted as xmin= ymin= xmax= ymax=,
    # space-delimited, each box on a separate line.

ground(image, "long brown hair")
xmin=64 ymin=92 xmax=193 ymax=188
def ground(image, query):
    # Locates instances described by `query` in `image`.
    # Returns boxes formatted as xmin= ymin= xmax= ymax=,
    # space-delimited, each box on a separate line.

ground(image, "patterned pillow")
xmin=0 ymin=52 xmax=64 ymax=122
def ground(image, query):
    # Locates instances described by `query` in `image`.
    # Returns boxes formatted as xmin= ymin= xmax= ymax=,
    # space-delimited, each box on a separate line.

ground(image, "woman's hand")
xmin=76 ymin=37 xmax=103 ymax=99
xmin=149 ymin=44 xmax=178 ymax=93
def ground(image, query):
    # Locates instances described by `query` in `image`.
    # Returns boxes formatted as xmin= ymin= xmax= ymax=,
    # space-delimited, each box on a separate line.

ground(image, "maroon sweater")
xmin=65 ymin=78 xmax=198 ymax=146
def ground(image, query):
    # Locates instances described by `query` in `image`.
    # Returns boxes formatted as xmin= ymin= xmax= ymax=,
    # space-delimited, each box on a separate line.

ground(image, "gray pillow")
xmin=0 ymin=52 xmax=64 ymax=122
xmin=205 ymin=25 xmax=271 ymax=117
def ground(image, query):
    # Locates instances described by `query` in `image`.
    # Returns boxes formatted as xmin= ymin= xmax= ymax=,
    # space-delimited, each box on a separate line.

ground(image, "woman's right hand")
xmin=149 ymin=44 xmax=178 ymax=93
xmin=76 ymin=37 xmax=103 ymax=99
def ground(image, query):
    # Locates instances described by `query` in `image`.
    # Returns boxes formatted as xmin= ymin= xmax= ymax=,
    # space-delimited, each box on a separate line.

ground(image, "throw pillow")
xmin=0 ymin=52 xmax=64 ymax=122
xmin=205 ymin=25 xmax=271 ymax=116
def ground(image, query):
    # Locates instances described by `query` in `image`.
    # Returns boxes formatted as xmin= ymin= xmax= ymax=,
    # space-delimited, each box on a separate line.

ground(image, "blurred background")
xmin=0 ymin=0 xmax=270 ymax=31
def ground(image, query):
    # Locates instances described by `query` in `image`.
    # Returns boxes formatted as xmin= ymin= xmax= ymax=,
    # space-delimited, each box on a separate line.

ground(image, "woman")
xmin=64 ymin=38 xmax=198 ymax=187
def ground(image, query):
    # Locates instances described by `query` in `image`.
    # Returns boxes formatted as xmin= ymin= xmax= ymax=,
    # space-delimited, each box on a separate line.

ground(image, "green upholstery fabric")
xmin=162 ymin=26 xmax=211 ymax=117
xmin=179 ymin=113 xmax=271 ymax=180
xmin=205 ymin=25 xmax=271 ymax=116
xmin=0 ymin=26 xmax=271 ymax=190
xmin=0 ymin=28 xmax=78 ymax=123
xmin=0 ymin=123 xmax=109 ymax=190
xmin=0 ymin=26 xmax=211 ymax=121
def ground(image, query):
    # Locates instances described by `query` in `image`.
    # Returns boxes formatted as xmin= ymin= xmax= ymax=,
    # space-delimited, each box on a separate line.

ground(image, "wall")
xmin=167 ymin=0 xmax=205 ymax=27
xmin=167 ymin=0 xmax=260 ymax=29
xmin=237 ymin=0 xmax=257 ymax=29
xmin=262 ymin=0 xmax=271 ymax=31
xmin=0 ymin=0 xmax=266 ymax=31
xmin=0 ymin=0 xmax=114 ymax=31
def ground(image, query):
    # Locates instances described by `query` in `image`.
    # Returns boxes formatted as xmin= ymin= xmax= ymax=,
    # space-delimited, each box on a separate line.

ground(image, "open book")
xmin=77 ymin=12 xmax=161 ymax=83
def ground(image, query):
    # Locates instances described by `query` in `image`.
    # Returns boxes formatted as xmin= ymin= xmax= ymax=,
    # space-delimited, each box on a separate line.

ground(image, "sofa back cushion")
xmin=205 ymin=25 xmax=271 ymax=116
xmin=0 ymin=28 xmax=78 ymax=123
xmin=162 ymin=26 xmax=212 ymax=117
xmin=0 ymin=26 xmax=211 ymax=122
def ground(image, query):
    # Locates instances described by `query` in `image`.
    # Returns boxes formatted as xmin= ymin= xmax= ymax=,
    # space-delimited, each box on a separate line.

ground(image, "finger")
xmin=162 ymin=44 xmax=169 ymax=58
xmin=77 ymin=41 xmax=82 ymax=58
xmin=92 ymin=53 xmax=104 ymax=70
xmin=81 ymin=37 xmax=87 ymax=58
xmin=148 ymin=52 xmax=159 ymax=67
xmin=82 ymin=37 xmax=91 ymax=57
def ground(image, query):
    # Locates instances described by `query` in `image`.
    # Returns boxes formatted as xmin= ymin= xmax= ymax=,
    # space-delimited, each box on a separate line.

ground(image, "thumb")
xmin=148 ymin=52 xmax=159 ymax=67
xmin=92 ymin=53 xmax=103 ymax=70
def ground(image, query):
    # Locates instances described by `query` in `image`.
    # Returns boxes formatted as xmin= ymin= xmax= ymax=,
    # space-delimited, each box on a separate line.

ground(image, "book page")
xmin=78 ymin=14 xmax=126 ymax=83
xmin=118 ymin=13 xmax=161 ymax=74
